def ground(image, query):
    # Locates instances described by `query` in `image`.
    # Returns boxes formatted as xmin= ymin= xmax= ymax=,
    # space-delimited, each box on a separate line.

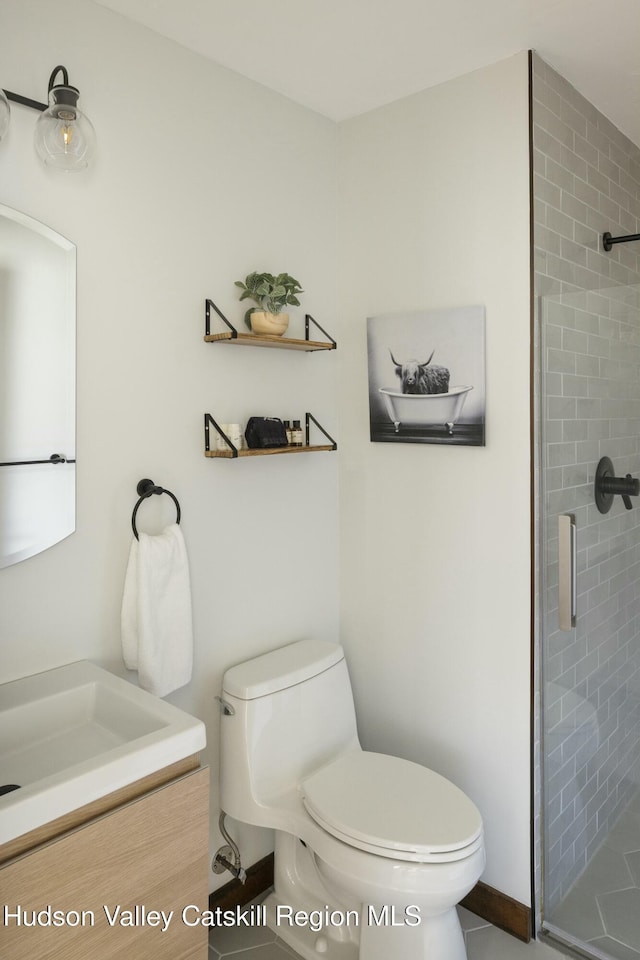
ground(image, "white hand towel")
xmin=121 ymin=523 xmax=193 ymax=698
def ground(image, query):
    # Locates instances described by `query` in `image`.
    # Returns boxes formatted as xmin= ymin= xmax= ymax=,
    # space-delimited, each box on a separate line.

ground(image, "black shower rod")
xmin=602 ymin=231 xmax=640 ymax=252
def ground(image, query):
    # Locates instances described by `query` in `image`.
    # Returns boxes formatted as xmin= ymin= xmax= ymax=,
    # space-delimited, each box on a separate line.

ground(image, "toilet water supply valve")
xmin=212 ymin=812 xmax=246 ymax=884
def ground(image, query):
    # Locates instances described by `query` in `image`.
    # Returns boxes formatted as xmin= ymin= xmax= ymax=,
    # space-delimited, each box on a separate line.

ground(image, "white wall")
xmin=0 ymin=1 xmax=533 ymax=908
xmin=337 ymin=54 xmax=532 ymax=904
xmin=0 ymin=0 xmax=339 ymax=886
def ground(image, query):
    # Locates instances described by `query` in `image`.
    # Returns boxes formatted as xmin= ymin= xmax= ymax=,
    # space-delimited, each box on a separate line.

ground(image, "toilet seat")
xmin=301 ymin=751 xmax=483 ymax=863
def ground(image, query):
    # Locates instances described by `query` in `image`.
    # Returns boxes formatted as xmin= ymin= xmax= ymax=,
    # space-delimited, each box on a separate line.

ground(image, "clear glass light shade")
xmin=34 ymin=86 xmax=96 ymax=171
xmin=0 ymin=90 xmax=10 ymax=142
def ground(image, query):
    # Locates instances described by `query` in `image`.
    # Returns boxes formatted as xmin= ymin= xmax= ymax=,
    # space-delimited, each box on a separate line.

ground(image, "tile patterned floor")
xmin=547 ymin=792 xmax=640 ymax=959
xmin=208 ymin=904 xmax=568 ymax=959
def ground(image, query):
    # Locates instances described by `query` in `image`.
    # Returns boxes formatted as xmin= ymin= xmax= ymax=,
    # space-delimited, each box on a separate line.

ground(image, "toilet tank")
xmin=220 ymin=640 xmax=360 ymax=827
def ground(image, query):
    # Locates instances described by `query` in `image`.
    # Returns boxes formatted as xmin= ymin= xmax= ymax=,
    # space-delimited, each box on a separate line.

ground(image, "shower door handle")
xmin=558 ymin=514 xmax=577 ymax=631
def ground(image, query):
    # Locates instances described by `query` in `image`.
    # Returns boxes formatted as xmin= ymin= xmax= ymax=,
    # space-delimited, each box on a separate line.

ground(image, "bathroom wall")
xmin=0 ymin=3 xmax=536 ymax=908
xmin=532 ymin=53 xmax=640 ymax=912
xmin=0 ymin=0 xmax=339 ymax=883
xmin=337 ymin=54 xmax=532 ymax=904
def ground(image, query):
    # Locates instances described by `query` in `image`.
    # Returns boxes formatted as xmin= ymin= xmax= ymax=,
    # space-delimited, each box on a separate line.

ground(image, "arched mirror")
xmin=0 ymin=204 xmax=75 ymax=569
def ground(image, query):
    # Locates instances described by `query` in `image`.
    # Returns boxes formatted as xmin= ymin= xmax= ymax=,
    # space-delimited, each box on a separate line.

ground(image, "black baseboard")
xmin=461 ymin=881 xmax=531 ymax=942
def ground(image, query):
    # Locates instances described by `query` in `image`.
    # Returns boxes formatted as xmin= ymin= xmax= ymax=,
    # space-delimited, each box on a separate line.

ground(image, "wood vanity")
xmin=0 ymin=755 xmax=209 ymax=960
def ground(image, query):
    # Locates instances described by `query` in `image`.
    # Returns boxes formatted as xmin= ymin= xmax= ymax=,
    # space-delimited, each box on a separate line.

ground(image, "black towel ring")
xmin=131 ymin=478 xmax=181 ymax=540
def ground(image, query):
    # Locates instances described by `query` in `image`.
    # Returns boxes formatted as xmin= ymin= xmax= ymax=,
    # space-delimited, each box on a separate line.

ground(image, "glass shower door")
xmin=540 ymin=283 xmax=640 ymax=958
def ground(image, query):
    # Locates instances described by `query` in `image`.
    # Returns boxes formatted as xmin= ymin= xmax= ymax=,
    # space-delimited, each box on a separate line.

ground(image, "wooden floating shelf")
xmin=204 ymin=331 xmax=335 ymax=352
xmin=204 ymin=302 xmax=336 ymax=351
xmin=205 ymin=444 xmax=335 ymax=459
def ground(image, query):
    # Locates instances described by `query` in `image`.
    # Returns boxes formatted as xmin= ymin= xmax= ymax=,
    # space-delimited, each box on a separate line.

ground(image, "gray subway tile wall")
xmin=532 ymin=51 xmax=640 ymax=923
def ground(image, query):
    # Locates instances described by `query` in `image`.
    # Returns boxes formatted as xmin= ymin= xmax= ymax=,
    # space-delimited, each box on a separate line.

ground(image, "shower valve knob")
xmin=622 ymin=476 xmax=637 ymax=510
xmin=595 ymin=458 xmax=640 ymax=514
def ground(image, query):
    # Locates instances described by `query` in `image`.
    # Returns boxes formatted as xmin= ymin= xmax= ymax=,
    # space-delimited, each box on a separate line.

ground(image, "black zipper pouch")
xmin=244 ymin=417 xmax=288 ymax=449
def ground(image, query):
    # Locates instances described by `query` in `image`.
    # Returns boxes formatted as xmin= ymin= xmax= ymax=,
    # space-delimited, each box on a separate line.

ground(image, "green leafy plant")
xmin=235 ymin=271 xmax=303 ymax=329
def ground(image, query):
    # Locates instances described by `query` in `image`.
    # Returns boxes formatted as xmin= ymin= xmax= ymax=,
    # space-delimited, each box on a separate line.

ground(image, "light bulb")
xmin=0 ymin=89 xmax=10 ymax=142
xmin=34 ymin=83 xmax=95 ymax=171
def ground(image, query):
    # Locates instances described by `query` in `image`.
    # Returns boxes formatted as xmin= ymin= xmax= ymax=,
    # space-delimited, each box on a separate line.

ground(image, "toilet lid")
xmin=301 ymin=751 xmax=482 ymax=861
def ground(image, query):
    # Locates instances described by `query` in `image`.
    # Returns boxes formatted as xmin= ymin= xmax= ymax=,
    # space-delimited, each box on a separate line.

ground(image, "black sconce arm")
xmin=3 ymin=67 xmax=73 ymax=113
xmin=2 ymin=89 xmax=46 ymax=112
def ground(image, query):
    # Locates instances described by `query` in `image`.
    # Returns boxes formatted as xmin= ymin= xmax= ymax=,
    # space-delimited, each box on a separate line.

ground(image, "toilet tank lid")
xmin=222 ymin=640 xmax=344 ymax=700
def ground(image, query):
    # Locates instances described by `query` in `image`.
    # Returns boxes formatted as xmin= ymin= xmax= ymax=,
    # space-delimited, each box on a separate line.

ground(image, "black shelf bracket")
xmin=306 ymin=412 xmax=337 ymax=449
xmin=304 ymin=314 xmax=336 ymax=348
xmin=205 ymin=299 xmax=237 ymax=339
xmin=204 ymin=413 xmax=239 ymax=457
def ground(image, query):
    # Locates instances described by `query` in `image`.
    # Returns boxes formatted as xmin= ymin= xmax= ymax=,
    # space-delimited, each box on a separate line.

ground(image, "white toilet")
xmin=219 ymin=639 xmax=485 ymax=960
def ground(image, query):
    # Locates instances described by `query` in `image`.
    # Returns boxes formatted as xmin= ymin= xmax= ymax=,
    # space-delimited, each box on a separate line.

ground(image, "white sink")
xmin=0 ymin=661 xmax=206 ymax=845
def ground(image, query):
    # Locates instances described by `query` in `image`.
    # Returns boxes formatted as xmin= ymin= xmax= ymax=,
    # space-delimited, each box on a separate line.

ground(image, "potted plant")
xmin=234 ymin=271 xmax=303 ymax=337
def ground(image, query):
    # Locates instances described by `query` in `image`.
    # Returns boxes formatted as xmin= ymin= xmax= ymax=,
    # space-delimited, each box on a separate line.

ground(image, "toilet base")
xmin=265 ymin=891 xmax=467 ymax=960
xmin=359 ymin=906 xmax=466 ymax=960
xmin=264 ymin=832 xmax=471 ymax=960
xmin=264 ymin=891 xmax=358 ymax=960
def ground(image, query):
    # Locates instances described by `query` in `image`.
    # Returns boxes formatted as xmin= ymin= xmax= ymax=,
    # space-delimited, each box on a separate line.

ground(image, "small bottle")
xmin=284 ymin=420 xmax=293 ymax=445
xmin=292 ymin=419 xmax=303 ymax=447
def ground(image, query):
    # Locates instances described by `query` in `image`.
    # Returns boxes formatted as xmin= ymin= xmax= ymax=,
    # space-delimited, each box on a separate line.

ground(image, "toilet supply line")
xmin=212 ymin=811 xmax=246 ymax=884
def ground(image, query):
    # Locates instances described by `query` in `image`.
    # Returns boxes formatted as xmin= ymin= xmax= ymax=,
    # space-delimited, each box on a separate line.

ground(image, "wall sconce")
xmin=1 ymin=65 xmax=96 ymax=172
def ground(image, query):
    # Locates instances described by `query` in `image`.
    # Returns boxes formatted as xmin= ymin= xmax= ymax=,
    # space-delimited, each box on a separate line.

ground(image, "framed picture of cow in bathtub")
xmin=367 ymin=305 xmax=486 ymax=446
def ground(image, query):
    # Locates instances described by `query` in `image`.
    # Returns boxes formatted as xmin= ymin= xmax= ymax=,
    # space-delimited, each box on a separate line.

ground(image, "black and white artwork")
xmin=367 ymin=305 xmax=486 ymax=446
